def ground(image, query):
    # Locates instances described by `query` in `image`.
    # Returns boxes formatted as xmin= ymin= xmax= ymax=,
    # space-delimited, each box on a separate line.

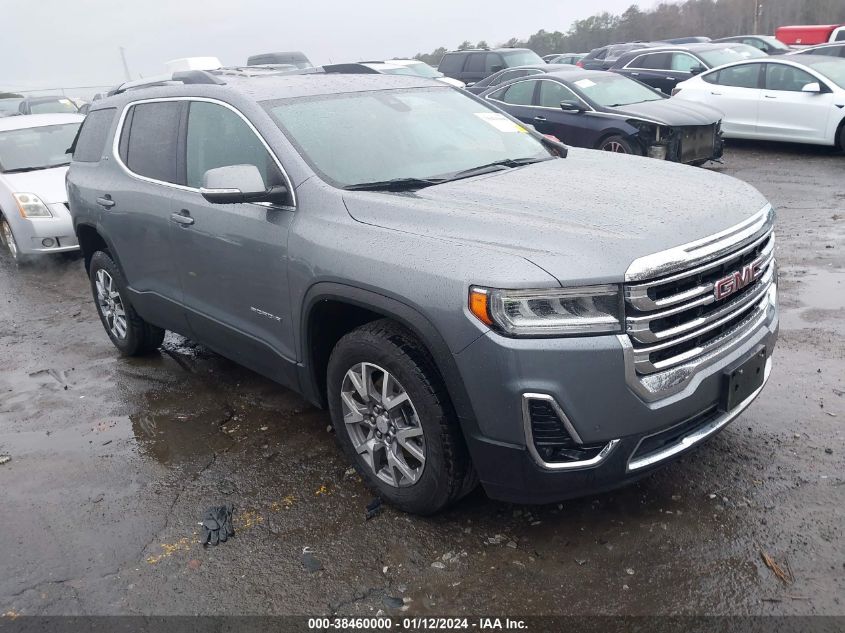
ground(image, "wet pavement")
xmin=1 ymin=141 xmax=843 ymax=617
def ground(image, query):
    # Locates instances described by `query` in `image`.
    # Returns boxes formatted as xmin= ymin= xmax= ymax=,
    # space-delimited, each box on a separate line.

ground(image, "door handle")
xmin=630 ymin=72 xmax=640 ymax=76
xmin=764 ymin=95 xmax=777 ymax=99
xmin=710 ymin=92 xmax=723 ymax=96
xmin=533 ymin=116 xmax=547 ymax=122
xmin=170 ymin=210 xmax=194 ymax=226
xmin=665 ymin=76 xmax=676 ymax=81
xmin=96 ymin=195 xmax=115 ymax=209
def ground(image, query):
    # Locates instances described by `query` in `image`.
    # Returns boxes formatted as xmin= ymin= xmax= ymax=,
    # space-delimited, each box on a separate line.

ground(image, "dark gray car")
xmin=67 ymin=69 xmax=779 ymax=514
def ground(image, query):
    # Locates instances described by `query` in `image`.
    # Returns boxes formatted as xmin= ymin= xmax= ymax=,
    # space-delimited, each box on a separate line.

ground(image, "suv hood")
xmin=1 ymin=165 xmax=69 ymax=204
xmin=343 ymin=149 xmax=768 ymax=284
xmin=609 ymin=98 xmax=723 ymax=125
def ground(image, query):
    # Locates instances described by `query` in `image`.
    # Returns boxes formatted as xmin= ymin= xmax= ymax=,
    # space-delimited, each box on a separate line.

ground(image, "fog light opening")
xmin=41 ymin=238 xmax=55 ymax=248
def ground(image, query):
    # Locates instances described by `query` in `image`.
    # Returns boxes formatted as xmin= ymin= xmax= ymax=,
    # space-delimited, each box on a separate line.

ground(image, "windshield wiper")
xmin=442 ymin=157 xmax=551 ymax=182
xmin=3 ymin=163 xmax=69 ymax=174
xmin=343 ymin=177 xmax=445 ymax=192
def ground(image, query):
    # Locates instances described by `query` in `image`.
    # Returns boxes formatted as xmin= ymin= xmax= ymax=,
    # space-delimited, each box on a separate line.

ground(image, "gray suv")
xmin=67 ymin=69 xmax=779 ymax=514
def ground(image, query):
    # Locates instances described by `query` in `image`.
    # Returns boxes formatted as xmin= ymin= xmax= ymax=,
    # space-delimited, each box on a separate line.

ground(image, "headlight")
xmin=469 ymin=285 xmax=624 ymax=336
xmin=14 ymin=193 xmax=53 ymax=218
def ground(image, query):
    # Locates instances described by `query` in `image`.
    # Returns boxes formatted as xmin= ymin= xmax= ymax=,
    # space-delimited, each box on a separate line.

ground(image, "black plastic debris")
xmin=199 ymin=504 xmax=235 ymax=546
xmin=383 ymin=595 xmax=404 ymax=610
xmin=365 ymin=498 xmax=382 ymax=521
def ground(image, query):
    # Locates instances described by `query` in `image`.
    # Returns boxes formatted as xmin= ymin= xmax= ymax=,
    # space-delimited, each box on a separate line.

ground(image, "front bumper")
xmin=15 ymin=203 xmax=79 ymax=255
xmin=455 ymin=285 xmax=778 ymax=504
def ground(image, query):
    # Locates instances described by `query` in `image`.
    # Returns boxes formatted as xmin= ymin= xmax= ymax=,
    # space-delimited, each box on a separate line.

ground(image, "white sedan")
xmin=672 ymin=54 xmax=845 ymax=148
xmin=0 ymin=113 xmax=84 ymax=261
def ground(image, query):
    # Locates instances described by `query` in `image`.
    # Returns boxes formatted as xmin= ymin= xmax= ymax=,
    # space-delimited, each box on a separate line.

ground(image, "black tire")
xmin=598 ymin=135 xmax=638 ymax=154
xmin=839 ymin=123 xmax=845 ymax=153
xmin=88 ymin=250 xmax=164 ymax=356
xmin=327 ymin=319 xmax=476 ymax=515
xmin=0 ymin=215 xmax=23 ymax=263
xmin=690 ymin=159 xmax=709 ymax=167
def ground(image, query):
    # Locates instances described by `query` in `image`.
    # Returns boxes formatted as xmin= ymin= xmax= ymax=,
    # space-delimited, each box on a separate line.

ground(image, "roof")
xmin=444 ymin=48 xmax=534 ymax=54
xmin=543 ymin=69 xmax=618 ymax=81
xmin=0 ymin=113 xmax=84 ymax=131
xmin=92 ymin=72 xmax=443 ymax=110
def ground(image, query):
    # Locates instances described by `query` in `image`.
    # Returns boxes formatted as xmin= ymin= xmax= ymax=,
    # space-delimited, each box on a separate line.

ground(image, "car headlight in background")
xmin=14 ymin=193 xmax=53 ymax=218
xmin=469 ymin=285 xmax=624 ymax=336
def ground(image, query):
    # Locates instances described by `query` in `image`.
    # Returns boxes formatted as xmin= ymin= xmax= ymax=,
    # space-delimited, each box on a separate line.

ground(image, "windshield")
xmin=0 ymin=122 xmax=80 ymax=172
xmin=571 ymin=74 xmax=664 ymax=107
xmin=0 ymin=98 xmax=23 ymax=115
xmin=805 ymin=59 xmax=845 ymax=89
xmin=29 ymin=98 xmax=79 ymax=114
xmin=264 ymin=87 xmax=550 ymax=188
xmin=759 ymin=36 xmax=791 ymax=52
xmin=504 ymin=50 xmax=544 ymax=67
xmin=396 ymin=62 xmax=444 ymax=79
xmin=699 ymin=47 xmax=751 ymax=67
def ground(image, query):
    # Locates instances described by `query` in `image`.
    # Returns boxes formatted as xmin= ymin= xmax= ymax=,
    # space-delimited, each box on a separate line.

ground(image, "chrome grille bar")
xmin=623 ymin=206 xmax=776 ymax=378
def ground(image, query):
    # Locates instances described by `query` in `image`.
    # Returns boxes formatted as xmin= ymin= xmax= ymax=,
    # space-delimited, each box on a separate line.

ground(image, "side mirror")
xmin=200 ymin=164 xmax=289 ymax=205
xmin=690 ymin=65 xmax=706 ymax=76
xmin=801 ymin=82 xmax=822 ymax=93
xmin=560 ymin=100 xmax=585 ymax=113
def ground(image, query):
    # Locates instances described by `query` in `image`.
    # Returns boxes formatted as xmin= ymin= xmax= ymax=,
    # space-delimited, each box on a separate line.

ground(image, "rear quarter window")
xmin=437 ymin=54 xmax=464 ymax=74
xmin=72 ymin=108 xmax=116 ymax=162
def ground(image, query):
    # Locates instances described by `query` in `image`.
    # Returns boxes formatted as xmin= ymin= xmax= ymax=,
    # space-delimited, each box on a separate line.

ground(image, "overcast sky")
xmin=3 ymin=0 xmax=645 ymax=93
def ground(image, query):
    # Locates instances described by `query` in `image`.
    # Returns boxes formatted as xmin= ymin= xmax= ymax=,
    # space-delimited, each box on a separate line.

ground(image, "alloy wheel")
xmin=340 ymin=362 xmax=426 ymax=488
xmin=95 ymin=269 xmax=128 ymax=340
xmin=1 ymin=219 xmax=18 ymax=260
xmin=602 ymin=141 xmax=628 ymax=153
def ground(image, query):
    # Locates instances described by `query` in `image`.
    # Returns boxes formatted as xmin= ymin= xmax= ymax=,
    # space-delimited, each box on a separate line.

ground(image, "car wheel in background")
xmin=0 ymin=216 xmax=20 ymax=261
xmin=327 ymin=319 xmax=476 ymax=514
xmin=839 ymin=123 xmax=845 ymax=152
xmin=690 ymin=159 xmax=709 ymax=167
xmin=598 ymin=135 xmax=637 ymax=154
xmin=89 ymin=250 xmax=165 ymax=356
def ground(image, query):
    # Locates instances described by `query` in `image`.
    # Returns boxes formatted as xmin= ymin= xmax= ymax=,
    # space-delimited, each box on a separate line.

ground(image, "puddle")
xmin=780 ymin=266 xmax=845 ymax=329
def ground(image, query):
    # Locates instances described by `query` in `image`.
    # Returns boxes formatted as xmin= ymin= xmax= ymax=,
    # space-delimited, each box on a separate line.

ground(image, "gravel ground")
xmin=0 ymin=140 xmax=843 ymax=618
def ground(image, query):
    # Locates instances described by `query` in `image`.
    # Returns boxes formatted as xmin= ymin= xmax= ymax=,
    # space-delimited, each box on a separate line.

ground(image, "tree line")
xmin=413 ymin=0 xmax=845 ymax=64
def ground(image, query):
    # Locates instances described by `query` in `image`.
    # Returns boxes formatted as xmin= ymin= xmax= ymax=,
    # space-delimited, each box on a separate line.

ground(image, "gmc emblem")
xmin=714 ymin=257 xmax=765 ymax=301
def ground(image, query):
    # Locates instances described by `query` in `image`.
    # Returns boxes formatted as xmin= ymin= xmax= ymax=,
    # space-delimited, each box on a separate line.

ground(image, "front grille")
xmin=526 ymin=399 xmax=606 ymax=464
xmin=624 ymin=224 xmax=775 ymax=376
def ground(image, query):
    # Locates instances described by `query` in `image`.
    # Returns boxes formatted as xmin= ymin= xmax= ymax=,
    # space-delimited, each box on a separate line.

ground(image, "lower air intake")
xmin=526 ymin=398 xmax=606 ymax=464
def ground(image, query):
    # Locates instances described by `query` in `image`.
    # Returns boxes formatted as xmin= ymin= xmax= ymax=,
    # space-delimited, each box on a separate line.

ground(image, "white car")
xmin=361 ymin=60 xmax=466 ymax=89
xmin=672 ymin=54 xmax=845 ymax=148
xmin=0 ymin=113 xmax=84 ymax=261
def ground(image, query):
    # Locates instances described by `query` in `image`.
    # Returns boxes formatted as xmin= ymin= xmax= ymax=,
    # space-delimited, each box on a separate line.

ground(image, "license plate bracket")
xmin=720 ymin=347 xmax=767 ymax=412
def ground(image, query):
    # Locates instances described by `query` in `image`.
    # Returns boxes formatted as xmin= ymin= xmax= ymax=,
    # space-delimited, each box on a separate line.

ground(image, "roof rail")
xmin=108 ymin=70 xmax=225 ymax=96
xmin=322 ymin=63 xmax=381 ymax=74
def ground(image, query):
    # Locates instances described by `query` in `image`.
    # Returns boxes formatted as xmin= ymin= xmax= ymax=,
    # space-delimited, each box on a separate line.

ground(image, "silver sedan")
xmin=0 ymin=113 xmax=84 ymax=261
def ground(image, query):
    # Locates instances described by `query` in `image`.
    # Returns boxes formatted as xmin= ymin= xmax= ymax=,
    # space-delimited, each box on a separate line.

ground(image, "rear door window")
xmin=72 ymin=108 xmax=115 ymax=162
xmin=630 ymin=53 xmax=672 ymax=70
xmin=464 ymin=53 xmax=486 ymax=74
xmin=500 ymin=80 xmax=536 ymax=106
xmin=712 ymin=64 xmax=761 ymax=88
xmin=120 ymin=101 xmax=182 ymax=184
xmin=186 ymin=100 xmax=282 ymax=190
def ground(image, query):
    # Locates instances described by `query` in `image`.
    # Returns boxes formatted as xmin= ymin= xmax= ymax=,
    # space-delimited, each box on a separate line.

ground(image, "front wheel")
xmin=0 ymin=216 xmax=20 ymax=261
xmin=598 ymin=135 xmax=637 ymax=154
xmin=327 ymin=320 xmax=475 ymax=514
xmin=89 ymin=250 xmax=165 ymax=356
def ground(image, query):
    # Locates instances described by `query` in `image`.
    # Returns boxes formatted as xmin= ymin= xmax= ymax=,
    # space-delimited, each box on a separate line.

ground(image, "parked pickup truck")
xmin=775 ymin=24 xmax=845 ymax=46
xmin=66 ymin=68 xmax=779 ymax=514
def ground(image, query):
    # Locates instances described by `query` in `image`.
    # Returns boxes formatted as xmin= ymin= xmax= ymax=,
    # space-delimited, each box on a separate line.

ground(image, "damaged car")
xmin=481 ymin=68 xmax=724 ymax=165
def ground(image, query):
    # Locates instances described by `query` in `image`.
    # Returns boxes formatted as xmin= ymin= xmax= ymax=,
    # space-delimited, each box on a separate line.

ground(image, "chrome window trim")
xmin=625 ymin=204 xmax=774 ymax=282
xmin=485 ymin=77 xmax=594 ymax=112
xmin=627 ymin=356 xmax=772 ymax=471
xmin=110 ymin=96 xmax=297 ymax=208
xmin=521 ymin=393 xmax=619 ymax=471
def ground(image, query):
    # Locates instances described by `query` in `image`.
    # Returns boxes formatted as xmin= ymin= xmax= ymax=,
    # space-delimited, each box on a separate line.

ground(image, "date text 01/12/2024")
xmin=307 ymin=617 xmax=528 ymax=630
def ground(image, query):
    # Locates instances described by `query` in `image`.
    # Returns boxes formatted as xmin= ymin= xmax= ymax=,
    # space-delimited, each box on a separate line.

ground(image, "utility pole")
xmin=752 ymin=1 xmax=762 ymax=35
xmin=119 ymin=47 xmax=132 ymax=81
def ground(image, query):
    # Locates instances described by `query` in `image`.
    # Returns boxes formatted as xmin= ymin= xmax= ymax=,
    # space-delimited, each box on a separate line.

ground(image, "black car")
xmin=660 ymin=36 xmax=712 ymax=44
xmin=545 ymin=53 xmax=586 ymax=65
xmin=790 ymin=43 xmax=845 ymax=58
xmin=610 ymin=43 xmax=767 ymax=93
xmin=578 ymin=42 xmax=657 ymax=70
xmin=712 ymin=35 xmax=792 ymax=55
xmin=466 ymin=64 xmax=574 ymax=94
xmin=437 ymin=48 xmax=545 ymax=85
xmin=480 ymin=69 xmax=724 ymax=164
